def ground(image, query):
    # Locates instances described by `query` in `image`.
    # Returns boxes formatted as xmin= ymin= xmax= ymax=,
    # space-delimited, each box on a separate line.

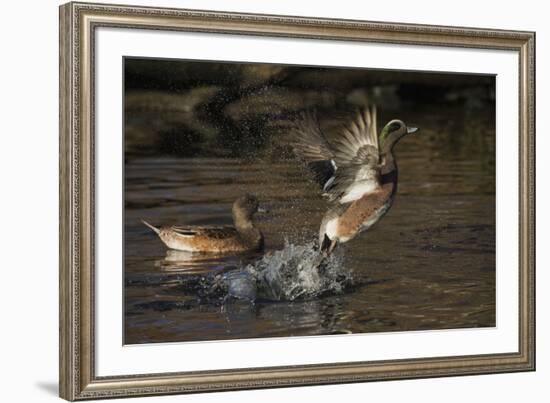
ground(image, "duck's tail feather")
xmin=141 ymin=219 xmax=160 ymax=234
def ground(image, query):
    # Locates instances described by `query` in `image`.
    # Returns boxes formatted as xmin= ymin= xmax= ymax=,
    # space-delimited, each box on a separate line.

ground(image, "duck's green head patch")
xmin=379 ymin=121 xmax=402 ymax=147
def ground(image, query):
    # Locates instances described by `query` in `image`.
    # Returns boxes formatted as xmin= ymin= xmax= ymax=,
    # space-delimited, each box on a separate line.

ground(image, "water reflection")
xmin=156 ymin=250 xmax=253 ymax=273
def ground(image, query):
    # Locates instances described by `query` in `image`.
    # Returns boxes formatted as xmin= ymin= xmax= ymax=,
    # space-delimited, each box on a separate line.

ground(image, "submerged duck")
xmin=291 ymin=106 xmax=418 ymax=254
xmin=142 ymin=194 xmax=265 ymax=253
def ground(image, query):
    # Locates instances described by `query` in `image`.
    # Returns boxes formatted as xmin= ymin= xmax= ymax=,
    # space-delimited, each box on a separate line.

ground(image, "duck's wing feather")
xmin=292 ymin=107 xmax=382 ymax=203
xmin=323 ymin=163 xmax=380 ymax=203
xmin=291 ymin=110 xmax=333 ymax=162
xmin=290 ymin=110 xmax=337 ymax=188
xmin=330 ymin=106 xmax=379 ymax=166
xmin=170 ymin=225 xmax=237 ymax=239
xmin=324 ymin=107 xmax=382 ymax=203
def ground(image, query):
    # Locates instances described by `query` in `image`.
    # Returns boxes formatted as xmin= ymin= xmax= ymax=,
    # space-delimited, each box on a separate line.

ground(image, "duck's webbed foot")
xmin=320 ymin=234 xmax=338 ymax=256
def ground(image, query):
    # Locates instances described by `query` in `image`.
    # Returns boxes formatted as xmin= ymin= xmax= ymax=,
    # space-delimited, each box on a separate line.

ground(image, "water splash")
xmin=129 ymin=241 xmax=358 ymax=312
xmin=219 ymin=241 xmax=354 ymax=302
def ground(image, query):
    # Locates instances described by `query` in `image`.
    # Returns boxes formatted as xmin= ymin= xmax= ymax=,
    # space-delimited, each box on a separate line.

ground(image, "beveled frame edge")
xmin=59 ymin=1 xmax=535 ymax=400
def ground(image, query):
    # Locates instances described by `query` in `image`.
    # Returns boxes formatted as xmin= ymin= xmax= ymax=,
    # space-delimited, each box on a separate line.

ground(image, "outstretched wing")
xmin=324 ymin=107 xmax=382 ymax=203
xmin=291 ymin=107 xmax=382 ymax=204
xmin=290 ymin=110 xmax=333 ymax=161
xmin=290 ymin=110 xmax=337 ymax=189
xmin=330 ymin=106 xmax=379 ymax=167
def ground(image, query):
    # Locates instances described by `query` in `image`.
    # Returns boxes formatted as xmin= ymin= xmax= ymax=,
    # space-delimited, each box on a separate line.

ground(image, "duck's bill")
xmin=407 ymin=126 xmax=419 ymax=134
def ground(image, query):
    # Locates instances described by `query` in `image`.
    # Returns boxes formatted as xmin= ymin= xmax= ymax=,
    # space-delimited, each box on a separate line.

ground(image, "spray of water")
xmin=219 ymin=241 xmax=354 ymax=302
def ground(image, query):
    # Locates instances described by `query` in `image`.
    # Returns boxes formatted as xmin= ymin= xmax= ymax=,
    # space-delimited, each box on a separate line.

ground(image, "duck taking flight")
xmin=142 ymin=194 xmax=265 ymax=253
xmin=291 ymin=106 xmax=418 ymax=255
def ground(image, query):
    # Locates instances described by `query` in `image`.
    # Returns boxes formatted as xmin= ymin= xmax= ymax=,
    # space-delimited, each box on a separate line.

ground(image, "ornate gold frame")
xmin=59 ymin=2 xmax=535 ymax=400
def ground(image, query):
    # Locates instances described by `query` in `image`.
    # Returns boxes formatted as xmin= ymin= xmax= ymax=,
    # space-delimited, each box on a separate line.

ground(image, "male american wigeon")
xmin=142 ymin=194 xmax=265 ymax=253
xmin=291 ymin=106 xmax=418 ymax=254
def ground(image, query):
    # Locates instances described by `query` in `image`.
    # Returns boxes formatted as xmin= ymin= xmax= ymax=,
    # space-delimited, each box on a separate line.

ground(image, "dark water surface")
xmin=124 ymin=112 xmax=495 ymax=344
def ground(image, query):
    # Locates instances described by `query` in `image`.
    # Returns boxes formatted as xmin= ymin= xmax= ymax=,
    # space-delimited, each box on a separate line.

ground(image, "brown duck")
xmin=142 ymin=194 xmax=265 ymax=253
xmin=291 ymin=106 xmax=418 ymax=254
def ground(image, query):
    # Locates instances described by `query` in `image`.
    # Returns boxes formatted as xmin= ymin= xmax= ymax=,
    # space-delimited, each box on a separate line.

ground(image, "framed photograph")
xmin=59 ymin=2 xmax=535 ymax=400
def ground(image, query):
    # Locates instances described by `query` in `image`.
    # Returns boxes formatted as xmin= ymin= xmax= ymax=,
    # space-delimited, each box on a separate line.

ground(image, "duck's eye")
xmin=389 ymin=122 xmax=401 ymax=132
